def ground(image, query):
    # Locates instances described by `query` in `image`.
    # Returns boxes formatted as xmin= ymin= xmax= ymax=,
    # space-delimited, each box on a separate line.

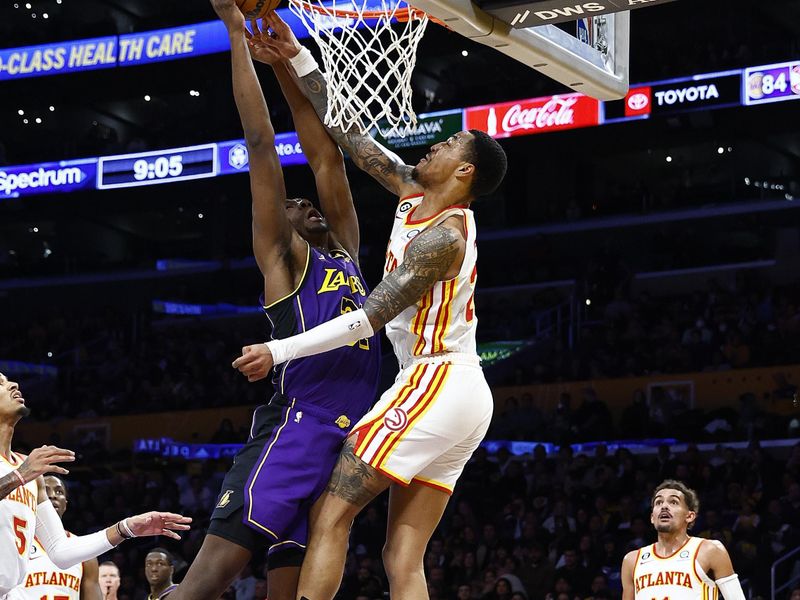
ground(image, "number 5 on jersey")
xmin=14 ymin=516 xmax=28 ymax=555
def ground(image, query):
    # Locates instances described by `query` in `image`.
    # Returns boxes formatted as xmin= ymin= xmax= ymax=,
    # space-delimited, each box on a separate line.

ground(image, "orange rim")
xmin=289 ymin=0 xmax=442 ymax=24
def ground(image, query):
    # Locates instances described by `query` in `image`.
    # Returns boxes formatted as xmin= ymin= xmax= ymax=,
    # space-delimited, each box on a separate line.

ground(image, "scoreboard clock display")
xmin=98 ymin=143 xmax=217 ymax=189
xmin=744 ymin=60 xmax=800 ymax=105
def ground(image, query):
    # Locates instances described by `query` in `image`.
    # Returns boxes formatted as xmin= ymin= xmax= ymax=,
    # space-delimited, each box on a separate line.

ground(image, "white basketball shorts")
xmin=348 ymin=353 xmax=493 ymax=494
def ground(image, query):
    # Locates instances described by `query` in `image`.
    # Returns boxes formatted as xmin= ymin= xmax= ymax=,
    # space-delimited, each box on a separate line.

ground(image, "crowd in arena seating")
xmin=2 ymin=274 xmax=798 ymax=423
xmin=518 ymin=281 xmax=800 ymax=385
xmin=9 ymin=436 xmax=797 ymax=600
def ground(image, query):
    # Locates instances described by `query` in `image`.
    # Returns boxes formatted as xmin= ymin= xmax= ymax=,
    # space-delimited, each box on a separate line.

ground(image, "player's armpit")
xmin=297 ymin=68 xmax=417 ymax=196
xmin=701 ymin=539 xmax=736 ymax=580
xmin=364 ymin=222 xmax=465 ymax=331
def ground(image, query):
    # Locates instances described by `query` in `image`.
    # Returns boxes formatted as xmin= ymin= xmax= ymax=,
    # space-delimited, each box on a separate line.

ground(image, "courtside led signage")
xmin=649 ymin=73 xmax=741 ymax=115
xmin=465 ymin=93 xmax=600 ymax=139
xmin=744 ymin=60 xmax=800 ymax=106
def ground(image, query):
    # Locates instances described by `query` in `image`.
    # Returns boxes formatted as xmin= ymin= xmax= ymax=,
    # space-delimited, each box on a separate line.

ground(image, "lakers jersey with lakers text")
xmin=0 ymin=453 xmax=39 ymax=596
xmin=633 ymin=537 xmax=718 ymax=600
xmin=383 ymin=194 xmax=479 ymax=367
xmin=15 ymin=537 xmax=83 ymax=600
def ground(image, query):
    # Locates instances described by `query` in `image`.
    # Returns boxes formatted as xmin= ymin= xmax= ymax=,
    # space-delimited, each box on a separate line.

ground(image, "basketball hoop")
xmin=288 ymin=0 xmax=431 ymax=135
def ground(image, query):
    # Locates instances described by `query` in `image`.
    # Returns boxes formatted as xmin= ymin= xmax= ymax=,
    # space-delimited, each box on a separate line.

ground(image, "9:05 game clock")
xmin=97 ymin=143 xmax=217 ymax=189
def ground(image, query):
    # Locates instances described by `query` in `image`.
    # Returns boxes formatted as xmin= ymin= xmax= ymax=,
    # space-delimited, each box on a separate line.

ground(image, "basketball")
xmin=237 ymin=0 xmax=280 ymax=19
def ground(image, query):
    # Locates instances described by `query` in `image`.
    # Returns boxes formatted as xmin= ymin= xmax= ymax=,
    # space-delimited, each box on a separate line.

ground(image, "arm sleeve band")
xmin=35 ymin=500 xmax=114 ymax=569
xmin=715 ymin=574 xmax=745 ymax=600
xmin=266 ymin=308 xmax=374 ymax=365
xmin=288 ymin=46 xmax=319 ymax=78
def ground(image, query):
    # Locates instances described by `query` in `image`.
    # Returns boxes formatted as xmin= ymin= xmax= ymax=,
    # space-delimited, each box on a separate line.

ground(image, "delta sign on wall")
xmin=465 ymin=93 xmax=601 ymax=139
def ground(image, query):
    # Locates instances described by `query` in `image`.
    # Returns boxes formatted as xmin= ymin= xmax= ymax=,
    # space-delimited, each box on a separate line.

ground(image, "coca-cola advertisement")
xmin=464 ymin=93 xmax=600 ymax=139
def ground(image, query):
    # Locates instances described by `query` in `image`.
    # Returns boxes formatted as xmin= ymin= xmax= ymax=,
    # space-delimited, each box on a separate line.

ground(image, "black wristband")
xmin=115 ymin=521 xmax=132 ymax=540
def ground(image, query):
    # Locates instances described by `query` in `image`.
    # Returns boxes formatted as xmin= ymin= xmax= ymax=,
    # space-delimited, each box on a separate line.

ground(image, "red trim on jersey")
xmin=412 ymin=290 xmax=435 ymax=356
xmin=631 ymin=547 xmax=642 ymax=583
xmin=692 ymin=538 xmax=706 ymax=582
xmin=405 ymin=204 xmax=469 ymax=225
xmin=432 ymin=281 xmax=456 ymax=353
xmin=652 ymin=536 xmax=693 ymax=559
xmin=399 ymin=193 xmax=425 ymax=202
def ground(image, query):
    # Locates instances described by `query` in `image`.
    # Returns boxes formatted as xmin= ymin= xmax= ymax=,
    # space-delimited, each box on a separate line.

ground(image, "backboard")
xmin=407 ymin=0 xmax=676 ymax=100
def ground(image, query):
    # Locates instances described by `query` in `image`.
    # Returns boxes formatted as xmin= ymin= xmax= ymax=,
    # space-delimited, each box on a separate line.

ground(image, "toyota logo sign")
xmin=624 ymin=86 xmax=652 ymax=117
xmin=628 ymin=93 xmax=650 ymax=111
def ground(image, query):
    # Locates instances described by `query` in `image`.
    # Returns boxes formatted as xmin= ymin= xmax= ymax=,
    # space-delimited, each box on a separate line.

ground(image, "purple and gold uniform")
xmin=208 ymin=243 xmax=380 ymax=563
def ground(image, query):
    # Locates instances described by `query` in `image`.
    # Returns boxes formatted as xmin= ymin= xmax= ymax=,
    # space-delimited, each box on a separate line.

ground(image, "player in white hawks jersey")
xmin=230 ymin=11 xmax=508 ymax=599
xmin=15 ymin=475 xmax=101 ymax=600
xmin=0 ymin=373 xmax=192 ymax=600
xmin=621 ymin=480 xmax=746 ymax=600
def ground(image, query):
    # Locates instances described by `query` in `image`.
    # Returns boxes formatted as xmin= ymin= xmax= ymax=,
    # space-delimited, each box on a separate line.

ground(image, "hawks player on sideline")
xmin=0 ymin=372 xmax=192 ymax=600
xmin=169 ymin=3 xmax=380 ymax=600
xmin=232 ymin=11 xmax=507 ymax=599
xmin=15 ymin=475 xmax=101 ymax=600
xmin=621 ymin=480 xmax=746 ymax=600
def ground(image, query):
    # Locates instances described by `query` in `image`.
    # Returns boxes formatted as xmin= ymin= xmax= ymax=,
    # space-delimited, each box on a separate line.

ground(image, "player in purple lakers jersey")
xmin=168 ymin=4 xmax=380 ymax=600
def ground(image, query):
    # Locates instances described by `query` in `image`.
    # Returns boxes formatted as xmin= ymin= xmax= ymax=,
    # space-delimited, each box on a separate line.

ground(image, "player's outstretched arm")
xmin=248 ymin=28 xmax=360 ymax=257
xmin=232 ymin=218 xmax=465 ymax=380
xmin=34 ymin=481 xmax=191 ymax=570
xmin=259 ymin=11 xmax=419 ymax=197
xmin=80 ymin=558 xmax=102 ymax=600
xmin=211 ymin=0 xmax=301 ymax=278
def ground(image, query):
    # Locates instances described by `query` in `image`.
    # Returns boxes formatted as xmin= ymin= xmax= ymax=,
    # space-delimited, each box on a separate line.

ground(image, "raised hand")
xmin=245 ymin=19 xmax=283 ymax=65
xmin=126 ymin=511 xmax=192 ymax=540
xmin=17 ymin=445 xmax=75 ymax=481
xmin=259 ymin=10 xmax=303 ymax=59
xmin=211 ymin=0 xmax=246 ymax=32
xmin=231 ymin=344 xmax=274 ymax=382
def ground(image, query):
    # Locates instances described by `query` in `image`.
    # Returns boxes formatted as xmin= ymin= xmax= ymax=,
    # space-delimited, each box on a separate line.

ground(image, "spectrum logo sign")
xmin=0 ymin=163 xmax=93 ymax=198
xmin=625 ymin=86 xmax=652 ymax=117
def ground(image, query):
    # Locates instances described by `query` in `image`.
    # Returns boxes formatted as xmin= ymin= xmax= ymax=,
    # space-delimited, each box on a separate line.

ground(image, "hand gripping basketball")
xmin=245 ymin=18 xmax=282 ymax=65
xmin=232 ymin=344 xmax=274 ymax=382
xmin=258 ymin=11 xmax=303 ymax=59
xmin=211 ymin=0 xmax=246 ymax=31
xmin=17 ymin=445 xmax=76 ymax=482
xmin=125 ymin=512 xmax=192 ymax=540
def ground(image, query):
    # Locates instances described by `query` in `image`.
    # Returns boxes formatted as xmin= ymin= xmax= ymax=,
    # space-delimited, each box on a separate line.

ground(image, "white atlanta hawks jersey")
xmin=383 ymin=194 xmax=479 ymax=368
xmin=633 ymin=537 xmax=719 ymax=600
xmin=0 ymin=453 xmax=39 ymax=596
xmin=15 ymin=537 xmax=83 ymax=600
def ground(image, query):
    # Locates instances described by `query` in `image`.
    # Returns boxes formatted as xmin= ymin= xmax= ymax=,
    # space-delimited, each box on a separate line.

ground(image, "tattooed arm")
xmin=363 ymin=221 xmax=463 ymax=330
xmin=260 ymin=11 xmax=420 ymax=197
xmin=232 ymin=218 xmax=465 ymax=378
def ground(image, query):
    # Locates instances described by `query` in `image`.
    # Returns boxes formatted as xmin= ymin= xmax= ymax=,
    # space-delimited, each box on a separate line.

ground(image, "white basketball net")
xmin=289 ymin=0 xmax=429 ymax=135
